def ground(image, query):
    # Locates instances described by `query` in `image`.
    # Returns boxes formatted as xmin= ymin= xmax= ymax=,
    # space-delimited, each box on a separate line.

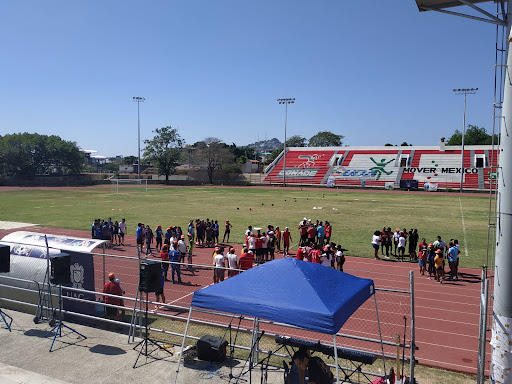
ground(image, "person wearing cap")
xmin=223 ymin=219 xmax=233 ymax=243
xmin=434 ymin=249 xmax=445 ymax=283
xmin=298 ymin=220 xmax=308 ymax=247
xmin=226 ymin=247 xmax=239 ymax=277
xmin=155 ymin=225 xmax=163 ymax=252
xmin=393 ymin=228 xmax=401 ymax=256
xmin=178 ymin=235 xmax=187 ymax=263
xmin=102 ymin=273 xmax=124 ymax=321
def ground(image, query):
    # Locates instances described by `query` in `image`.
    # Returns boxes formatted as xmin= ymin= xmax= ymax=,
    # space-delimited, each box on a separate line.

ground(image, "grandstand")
xmin=263 ymin=144 xmax=499 ymax=190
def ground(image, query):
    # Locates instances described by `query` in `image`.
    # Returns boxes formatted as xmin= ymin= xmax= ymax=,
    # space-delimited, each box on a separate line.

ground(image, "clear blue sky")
xmin=0 ymin=1 xmax=498 ymax=157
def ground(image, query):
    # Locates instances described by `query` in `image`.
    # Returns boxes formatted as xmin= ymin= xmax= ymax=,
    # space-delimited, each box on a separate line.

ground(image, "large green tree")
xmin=286 ymin=135 xmax=307 ymax=147
xmin=143 ymin=126 xmax=184 ymax=183
xmin=308 ymin=131 xmax=344 ymax=147
xmin=447 ymin=124 xmax=499 ymax=145
xmin=0 ymin=133 xmax=82 ymax=177
xmin=193 ymin=137 xmax=234 ymax=184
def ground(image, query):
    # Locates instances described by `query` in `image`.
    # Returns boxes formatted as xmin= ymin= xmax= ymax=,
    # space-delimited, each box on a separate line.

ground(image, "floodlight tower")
xmin=414 ymin=1 xmax=511 ymax=383
xmin=133 ymin=96 xmax=145 ymax=180
xmin=453 ymin=87 xmax=478 ymax=192
xmin=277 ymin=98 xmax=295 ymax=187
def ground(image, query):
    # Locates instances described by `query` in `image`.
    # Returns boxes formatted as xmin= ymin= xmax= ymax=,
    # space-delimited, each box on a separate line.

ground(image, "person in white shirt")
xmin=178 ymin=235 xmax=187 ymax=262
xmin=335 ymin=245 xmax=345 ymax=271
xmin=320 ymin=251 xmax=332 ymax=268
xmin=393 ymin=228 xmax=401 ymax=256
xmin=226 ymin=247 xmax=239 ymax=277
xmin=118 ymin=219 xmax=127 ymax=246
xmin=213 ymin=248 xmax=226 ymax=283
xmin=372 ymin=231 xmax=381 ymax=260
xmin=397 ymin=233 xmax=407 ymax=262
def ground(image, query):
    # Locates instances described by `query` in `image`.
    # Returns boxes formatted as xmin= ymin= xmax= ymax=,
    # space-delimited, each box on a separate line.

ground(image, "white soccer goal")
xmin=110 ymin=178 xmax=148 ymax=194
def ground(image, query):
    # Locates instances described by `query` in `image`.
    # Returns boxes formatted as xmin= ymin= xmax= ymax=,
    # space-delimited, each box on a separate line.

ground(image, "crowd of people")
xmin=91 ymin=218 xmax=127 ymax=246
xmin=371 ymin=228 xmax=461 ymax=282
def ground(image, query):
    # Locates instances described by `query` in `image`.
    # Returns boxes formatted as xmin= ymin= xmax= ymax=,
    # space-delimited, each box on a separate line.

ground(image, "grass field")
xmin=0 ymin=186 xmax=495 ymax=268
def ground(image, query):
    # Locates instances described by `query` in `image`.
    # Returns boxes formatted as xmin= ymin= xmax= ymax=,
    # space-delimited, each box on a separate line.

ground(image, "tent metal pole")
xmin=174 ymin=306 xmax=193 ymax=384
xmin=333 ymin=334 xmax=340 ymax=384
xmin=374 ymin=292 xmax=387 ymax=378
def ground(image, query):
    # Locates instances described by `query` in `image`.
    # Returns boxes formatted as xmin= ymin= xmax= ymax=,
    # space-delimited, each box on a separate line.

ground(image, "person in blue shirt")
xmin=169 ymin=243 xmax=182 ymax=284
xmin=155 ymin=225 xmax=163 ymax=252
xmin=447 ymin=242 xmax=460 ymax=280
xmin=317 ymin=222 xmax=325 ymax=247
xmin=136 ymin=223 xmax=144 ymax=254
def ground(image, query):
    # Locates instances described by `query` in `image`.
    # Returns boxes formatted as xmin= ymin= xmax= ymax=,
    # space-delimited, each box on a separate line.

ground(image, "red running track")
xmin=0 ymin=225 xmax=487 ymax=375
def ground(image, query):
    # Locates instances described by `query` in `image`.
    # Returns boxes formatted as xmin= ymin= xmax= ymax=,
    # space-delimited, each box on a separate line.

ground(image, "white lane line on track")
xmin=459 ymin=196 xmax=469 ymax=258
xmin=167 ymin=283 xmax=213 ymax=305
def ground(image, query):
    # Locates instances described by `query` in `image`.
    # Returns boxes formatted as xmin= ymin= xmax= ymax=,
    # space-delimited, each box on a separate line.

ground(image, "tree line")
xmin=1 ymin=124 xmax=498 ymax=182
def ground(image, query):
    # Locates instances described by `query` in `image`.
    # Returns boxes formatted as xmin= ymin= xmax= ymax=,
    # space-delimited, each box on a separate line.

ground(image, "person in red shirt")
xmin=160 ymin=244 xmax=170 ymax=281
xmin=103 ymin=273 xmax=124 ymax=320
xmin=418 ymin=238 xmax=428 ymax=276
xmin=255 ymin=231 xmax=263 ymax=264
xmin=307 ymin=225 xmax=316 ymax=245
xmin=324 ymin=221 xmax=332 ymax=244
xmin=239 ymin=247 xmax=255 ymax=270
xmin=309 ymin=244 xmax=321 ymax=264
xmin=296 ymin=246 xmax=305 ymax=261
xmin=283 ymin=227 xmax=292 ymax=256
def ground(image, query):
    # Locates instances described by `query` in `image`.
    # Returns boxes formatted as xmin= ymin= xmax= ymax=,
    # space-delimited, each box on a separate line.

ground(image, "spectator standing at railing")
xmin=213 ymin=247 xmax=226 ymax=283
xmin=154 ymin=266 xmax=166 ymax=308
xmin=169 ymin=242 xmax=182 ymax=284
xmin=226 ymin=247 xmax=239 ymax=277
xmin=239 ymin=247 xmax=254 ymax=270
xmin=103 ymin=273 xmax=124 ymax=322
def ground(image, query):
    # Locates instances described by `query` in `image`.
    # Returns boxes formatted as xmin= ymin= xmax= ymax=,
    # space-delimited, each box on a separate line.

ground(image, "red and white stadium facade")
xmin=263 ymin=145 xmax=499 ymax=190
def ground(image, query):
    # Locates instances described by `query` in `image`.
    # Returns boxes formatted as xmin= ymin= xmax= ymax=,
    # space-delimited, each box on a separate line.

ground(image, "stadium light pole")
xmin=453 ymin=88 xmax=478 ymax=192
xmin=277 ymin=98 xmax=295 ymax=187
xmin=133 ymin=97 xmax=145 ymax=180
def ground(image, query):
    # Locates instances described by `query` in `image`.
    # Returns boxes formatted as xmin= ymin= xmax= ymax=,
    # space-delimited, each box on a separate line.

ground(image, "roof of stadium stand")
xmin=415 ymin=0 xmax=492 ymax=11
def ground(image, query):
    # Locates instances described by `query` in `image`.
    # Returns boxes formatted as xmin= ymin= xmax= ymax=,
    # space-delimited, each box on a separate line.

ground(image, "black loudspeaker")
xmin=0 ymin=245 xmax=10 ymax=273
xmin=197 ymin=335 xmax=228 ymax=362
xmin=139 ymin=260 xmax=160 ymax=293
xmin=50 ymin=253 xmax=71 ymax=285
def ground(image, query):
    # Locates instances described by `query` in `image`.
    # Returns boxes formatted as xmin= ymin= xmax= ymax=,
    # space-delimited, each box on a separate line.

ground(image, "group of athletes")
xmin=371 ymin=228 xmax=461 ymax=282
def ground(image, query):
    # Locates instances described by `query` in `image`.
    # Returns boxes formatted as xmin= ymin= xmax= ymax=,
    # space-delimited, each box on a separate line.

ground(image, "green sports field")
xmin=0 ymin=186 xmax=494 ymax=268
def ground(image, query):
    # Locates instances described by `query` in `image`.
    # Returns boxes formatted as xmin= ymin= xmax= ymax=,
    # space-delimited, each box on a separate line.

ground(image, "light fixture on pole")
xmin=277 ymin=98 xmax=295 ymax=187
xmin=453 ymin=88 xmax=478 ymax=193
xmin=133 ymin=97 xmax=145 ymax=180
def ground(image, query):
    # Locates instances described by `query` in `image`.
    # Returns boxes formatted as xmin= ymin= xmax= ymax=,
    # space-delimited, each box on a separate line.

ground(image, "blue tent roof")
xmin=191 ymin=258 xmax=375 ymax=334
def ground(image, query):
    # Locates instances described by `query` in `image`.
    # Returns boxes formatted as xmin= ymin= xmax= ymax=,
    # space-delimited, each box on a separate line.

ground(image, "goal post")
xmin=110 ymin=179 xmax=148 ymax=194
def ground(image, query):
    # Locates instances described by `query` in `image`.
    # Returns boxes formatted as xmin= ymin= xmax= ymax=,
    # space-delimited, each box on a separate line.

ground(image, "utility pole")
xmin=133 ymin=97 xmax=145 ymax=180
xmin=277 ymin=98 xmax=295 ymax=187
xmin=453 ymin=88 xmax=478 ymax=192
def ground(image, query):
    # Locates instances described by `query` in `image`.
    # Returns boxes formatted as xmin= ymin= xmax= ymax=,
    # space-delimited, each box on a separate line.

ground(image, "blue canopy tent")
xmin=174 ymin=258 xmax=385 ymax=383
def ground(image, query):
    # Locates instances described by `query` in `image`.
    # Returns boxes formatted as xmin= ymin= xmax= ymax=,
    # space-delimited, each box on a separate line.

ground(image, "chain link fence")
xmin=0 ymin=242 xmax=415 ymax=383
